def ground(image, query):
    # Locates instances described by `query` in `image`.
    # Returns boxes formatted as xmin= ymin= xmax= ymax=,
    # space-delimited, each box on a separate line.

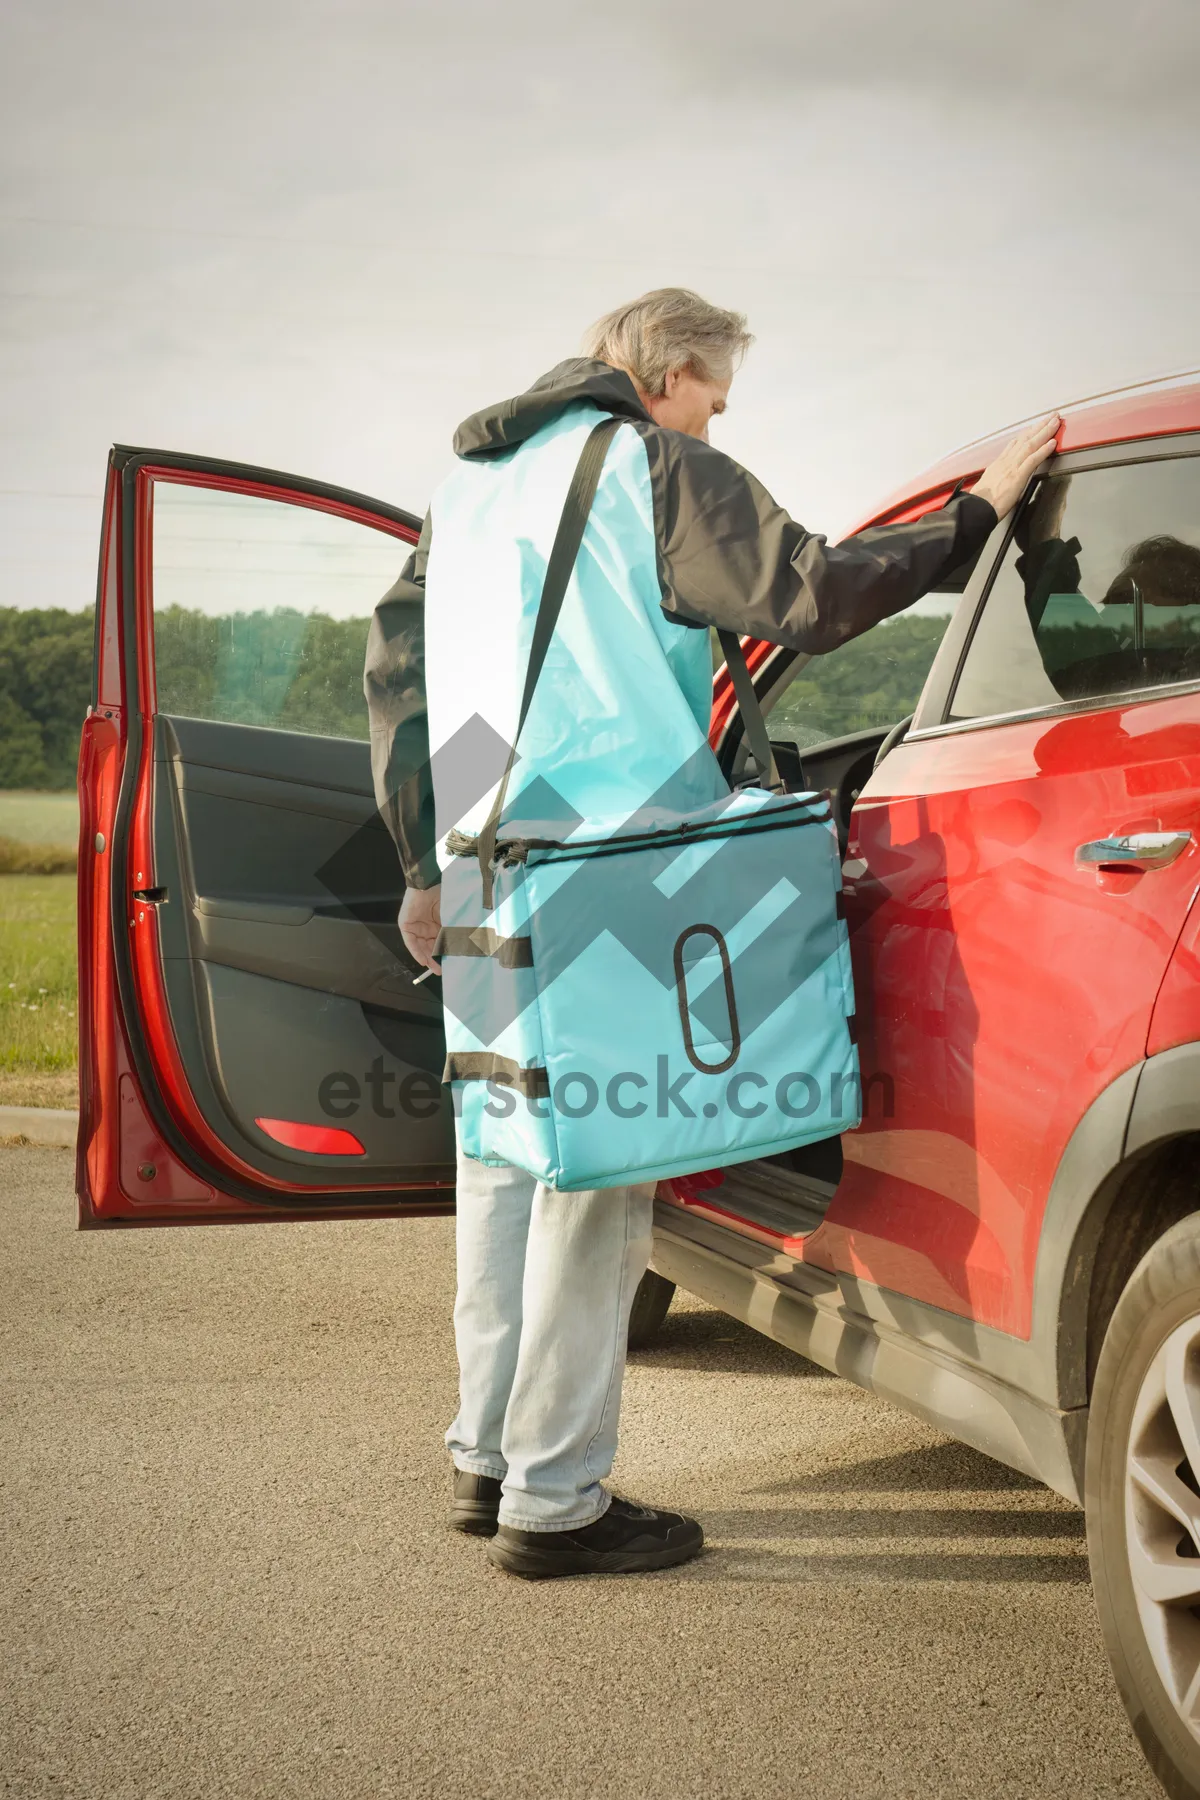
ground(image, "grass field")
xmin=0 ymin=874 xmax=78 ymax=1107
xmin=0 ymin=790 xmax=79 ymax=874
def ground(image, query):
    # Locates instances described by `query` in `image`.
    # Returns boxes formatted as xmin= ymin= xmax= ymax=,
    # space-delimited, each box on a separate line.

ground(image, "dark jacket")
xmin=364 ymin=358 xmax=996 ymax=888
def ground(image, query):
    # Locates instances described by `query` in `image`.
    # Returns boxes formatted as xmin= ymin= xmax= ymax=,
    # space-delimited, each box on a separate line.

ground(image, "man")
xmin=365 ymin=288 xmax=1057 ymax=1580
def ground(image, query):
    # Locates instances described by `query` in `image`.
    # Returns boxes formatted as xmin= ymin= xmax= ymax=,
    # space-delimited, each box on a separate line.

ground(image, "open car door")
xmin=77 ymin=448 xmax=456 ymax=1227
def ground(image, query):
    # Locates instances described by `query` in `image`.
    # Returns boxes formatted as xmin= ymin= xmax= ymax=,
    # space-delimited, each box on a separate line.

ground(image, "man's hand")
xmin=971 ymin=414 xmax=1062 ymax=519
xmin=399 ymin=884 xmax=442 ymax=974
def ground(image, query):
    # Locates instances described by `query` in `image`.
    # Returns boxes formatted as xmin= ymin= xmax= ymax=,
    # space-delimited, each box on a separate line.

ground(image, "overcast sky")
xmin=2 ymin=0 xmax=1198 ymax=610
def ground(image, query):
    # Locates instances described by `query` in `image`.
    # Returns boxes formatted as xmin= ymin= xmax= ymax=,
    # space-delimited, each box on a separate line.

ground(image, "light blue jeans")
xmin=445 ymin=1147 xmax=656 ymax=1531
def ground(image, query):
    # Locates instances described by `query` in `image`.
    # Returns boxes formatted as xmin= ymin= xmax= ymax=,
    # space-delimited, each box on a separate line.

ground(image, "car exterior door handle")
xmin=1076 ymin=831 xmax=1194 ymax=873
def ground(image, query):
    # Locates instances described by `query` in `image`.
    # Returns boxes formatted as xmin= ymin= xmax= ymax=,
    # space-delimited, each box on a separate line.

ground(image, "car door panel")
xmin=158 ymin=718 xmax=441 ymax=1021
xmin=811 ymin=701 xmax=1200 ymax=1332
xmin=810 ymin=447 xmax=1200 ymax=1331
xmin=78 ymin=448 xmax=456 ymax=1227
xmin=146 ymin=652 xmax=454 ymax=1190
xmin=195 ymin=962 xmax=448 ymax=1163
xmin=189 ymin=901 xmax=434 ymax=1019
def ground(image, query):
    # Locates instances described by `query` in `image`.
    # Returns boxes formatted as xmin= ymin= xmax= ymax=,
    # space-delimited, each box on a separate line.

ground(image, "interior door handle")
xmin=1076 ymin=831 xmax=1193 ymax=873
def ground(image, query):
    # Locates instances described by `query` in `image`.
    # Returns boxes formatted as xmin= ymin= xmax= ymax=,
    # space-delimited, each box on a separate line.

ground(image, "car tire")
xmin=627 ymin=1269 xmax=676 ymax=1350
xmin=1087 ymin=1212 xmax=1200 ymax=1800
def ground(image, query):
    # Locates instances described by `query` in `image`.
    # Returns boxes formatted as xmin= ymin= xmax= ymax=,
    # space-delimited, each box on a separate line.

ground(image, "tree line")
xmin=0 ymin=609 xmax=95 ymax=788
xmin=1 ymin=604 xmax=959 ymax=789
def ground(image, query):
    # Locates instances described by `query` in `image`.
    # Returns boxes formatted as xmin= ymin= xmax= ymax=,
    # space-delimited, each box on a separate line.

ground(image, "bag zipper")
xmin=446 ymin=793 xmax=832 ymax=868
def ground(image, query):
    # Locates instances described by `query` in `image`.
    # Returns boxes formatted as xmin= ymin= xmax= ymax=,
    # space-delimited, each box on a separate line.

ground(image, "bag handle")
xmin=477 ymin=416 xmax=623 ymax=905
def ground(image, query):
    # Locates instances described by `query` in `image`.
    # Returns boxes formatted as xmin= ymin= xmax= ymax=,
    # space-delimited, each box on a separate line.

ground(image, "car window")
xmin=150 ymin=480 xmax=409 ymax=739
xmin=766 ymin=591 xmax=961 ymax=749
xmin=950 ymin=457 xmax=1200 ymax=722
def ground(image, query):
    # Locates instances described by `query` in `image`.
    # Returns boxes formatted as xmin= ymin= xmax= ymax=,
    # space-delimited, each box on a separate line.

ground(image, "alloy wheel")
xmin=1126 ymin=1313 xmax=1200 ymax=1736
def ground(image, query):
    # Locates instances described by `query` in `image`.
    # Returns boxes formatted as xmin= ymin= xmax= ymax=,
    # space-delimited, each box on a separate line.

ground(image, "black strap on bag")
xmin=475 ymin=415 xmax=782 ymax=908
xmin=716 ymin=629 xmax=780 ymax=794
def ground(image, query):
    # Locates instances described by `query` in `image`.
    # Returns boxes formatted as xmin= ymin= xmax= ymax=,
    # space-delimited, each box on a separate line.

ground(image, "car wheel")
xmin=627 ymin=1269 xmax=676 ymax=1350
xmin=1088 ymin=1213 xmax=1200 ymax=1800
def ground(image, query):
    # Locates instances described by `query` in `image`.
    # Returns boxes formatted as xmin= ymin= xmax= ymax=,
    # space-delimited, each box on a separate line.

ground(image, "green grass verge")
xmin=0 ymin=874 xmax=78 ymax=1075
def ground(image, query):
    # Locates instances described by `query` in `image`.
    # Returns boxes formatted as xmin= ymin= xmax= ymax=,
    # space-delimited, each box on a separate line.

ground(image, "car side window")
xmin=150 ymin=480 xmax=410 ymax=739
xmin=950 ymin=457 xmax=1200 ymax=722
xmin=766 ymin=593 xmax=962 ymax=748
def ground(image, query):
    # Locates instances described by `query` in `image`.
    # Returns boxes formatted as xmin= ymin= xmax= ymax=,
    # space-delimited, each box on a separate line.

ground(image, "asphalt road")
xmin=2 ymin=1147 xmax=1161 ymax=1800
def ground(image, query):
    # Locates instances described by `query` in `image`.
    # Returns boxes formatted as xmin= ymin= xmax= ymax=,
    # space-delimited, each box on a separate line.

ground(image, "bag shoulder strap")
xmin=476 ymin=415 xmax=622 ymax=903
xmin=515 ymin=416 xmax=623 ymax=744
xmin=716 ymin=629 xmax=781 ymax=793
xmin=475 ymin=417 xmax=783 ymax=907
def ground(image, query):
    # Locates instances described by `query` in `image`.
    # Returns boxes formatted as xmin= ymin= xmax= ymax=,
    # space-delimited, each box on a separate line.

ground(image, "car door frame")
xmin=78 ymin=446 xmax=456 ymax=1228
xmin=833 ymin=430 xmax=1200 ymax=1385
xmin=891 ymin=428 xmax=1200 ymax=1387
xmin=699 ymin=428 xmax=1200 ymax=1414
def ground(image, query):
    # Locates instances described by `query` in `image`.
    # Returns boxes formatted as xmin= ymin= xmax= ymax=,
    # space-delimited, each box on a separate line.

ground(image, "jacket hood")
xmin=452 ymin=358 xmax=649 ymax=459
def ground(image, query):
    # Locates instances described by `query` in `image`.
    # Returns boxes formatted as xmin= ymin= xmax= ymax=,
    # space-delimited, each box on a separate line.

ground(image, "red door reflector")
xmin=255 ymin=1118 xmax=366 ymax=1156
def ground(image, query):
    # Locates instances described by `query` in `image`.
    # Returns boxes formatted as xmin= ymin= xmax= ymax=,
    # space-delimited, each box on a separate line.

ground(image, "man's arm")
xmin=638 ymin=415 xmax=1058 ymax=651
xmin=363 ymin=512 xmax=440 ymax=891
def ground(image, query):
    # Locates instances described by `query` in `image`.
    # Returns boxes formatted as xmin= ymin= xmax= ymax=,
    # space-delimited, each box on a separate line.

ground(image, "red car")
xmin=78 ymin=376 xmax=1200 ymax=1797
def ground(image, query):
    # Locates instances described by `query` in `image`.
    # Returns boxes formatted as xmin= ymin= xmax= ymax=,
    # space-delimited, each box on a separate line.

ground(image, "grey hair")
xmin=583 ymin=287 xmax=753 ymax=396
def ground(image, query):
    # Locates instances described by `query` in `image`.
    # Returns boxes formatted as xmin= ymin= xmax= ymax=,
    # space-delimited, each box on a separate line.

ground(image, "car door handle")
xmin=1076 ymin=831 xmax=1193 ymax=873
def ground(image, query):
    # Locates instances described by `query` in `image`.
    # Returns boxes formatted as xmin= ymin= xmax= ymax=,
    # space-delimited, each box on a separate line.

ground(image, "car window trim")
xmin=1051 ymin=430 xmax=1200 ymax=474
xmin=907 ymin=671 xmax=1200 ymax=745
xmin=909 ymin=506 xmax=1019 ymax=732
xmin=918 ymin=436 xmax=1200 ymax=738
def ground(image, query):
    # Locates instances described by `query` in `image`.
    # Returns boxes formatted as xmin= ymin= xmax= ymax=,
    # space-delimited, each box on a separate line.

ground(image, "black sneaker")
xmin=487 ymin=1495 xmax=703 ymax=1579
xmin=451 ymin=1469 xmax=503 ymax=1536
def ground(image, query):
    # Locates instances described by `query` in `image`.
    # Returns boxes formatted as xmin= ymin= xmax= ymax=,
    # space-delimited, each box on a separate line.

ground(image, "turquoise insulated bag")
xmin=439 ymin=418 xmax=861 ymax=1190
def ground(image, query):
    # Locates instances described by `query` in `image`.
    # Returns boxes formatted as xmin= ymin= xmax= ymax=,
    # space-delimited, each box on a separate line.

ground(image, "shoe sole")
xmin=487 ymin=1530 xmax=703 ymax=1580
xmin=450 ymin=1505 xmax=500 ymax=1537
